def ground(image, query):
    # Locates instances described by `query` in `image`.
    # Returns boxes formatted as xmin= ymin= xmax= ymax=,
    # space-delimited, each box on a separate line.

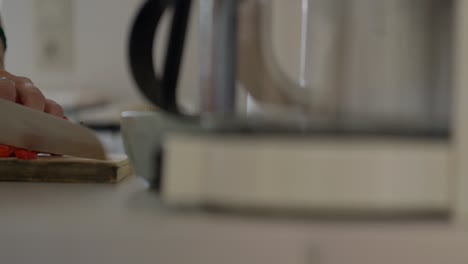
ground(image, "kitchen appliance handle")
xmin=258 ymin=0 xmax=309 ymax=105
xmin=238 ymin=0 xmax=309 ymax=108
xmin=128 ymin=0 xmax=191 ymax=115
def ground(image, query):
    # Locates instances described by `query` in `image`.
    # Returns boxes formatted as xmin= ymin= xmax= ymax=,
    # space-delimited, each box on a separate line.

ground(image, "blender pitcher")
xmin=239 ymin=0 xmax=453 ymax=133
xmin=129 ymin=0 xmax=453 ymax=134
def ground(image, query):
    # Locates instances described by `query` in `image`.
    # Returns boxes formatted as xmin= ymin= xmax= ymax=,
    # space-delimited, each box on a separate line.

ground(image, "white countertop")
xmin=0 ymin=175 xmax=467 ymax=264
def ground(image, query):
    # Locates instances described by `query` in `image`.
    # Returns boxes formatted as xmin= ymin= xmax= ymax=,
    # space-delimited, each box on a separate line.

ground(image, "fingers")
xmin=0 ymin=71 xmax=64 ymax=116
xmin=44 ymin=99 xmax=64 ymax=117
xmin=14 ymin=77 xmax=46 ymax=112
xmin=0 ymin=71 xmax=64 ymax=117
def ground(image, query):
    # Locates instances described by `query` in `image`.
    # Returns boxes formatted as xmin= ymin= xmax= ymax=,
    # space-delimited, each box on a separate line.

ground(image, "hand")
xmin=0 ymin=70 xmax=64 ymax=117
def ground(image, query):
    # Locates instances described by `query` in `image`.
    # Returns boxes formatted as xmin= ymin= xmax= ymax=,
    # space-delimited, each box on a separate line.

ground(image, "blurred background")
xmin=0 ymin=0 xmax=454 ymax=159
xmin=3 ymin=0 xmax=143 ymax=106
xmin=0 ymin=2 xmax=465 ymax=263
xmin=1 ymin=0 xmax=306 ymax=113
xmin=1 ymin=0 xmax=312 ymax=154
xmin=2 ymin=0 xmax=453 ymax=124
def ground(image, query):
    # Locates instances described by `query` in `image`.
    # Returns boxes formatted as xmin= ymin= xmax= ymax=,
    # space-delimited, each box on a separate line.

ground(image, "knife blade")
xmin=0 ymin=99 xmax=106 ymax=160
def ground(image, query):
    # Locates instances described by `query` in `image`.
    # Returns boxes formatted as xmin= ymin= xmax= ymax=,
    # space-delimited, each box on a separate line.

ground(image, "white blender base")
xmin=162 ymin=134 xmax=451 ymax=216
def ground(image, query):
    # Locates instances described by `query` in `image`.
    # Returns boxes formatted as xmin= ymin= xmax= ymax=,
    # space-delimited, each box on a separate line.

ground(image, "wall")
xmin=2 ymin=0 xmax=142 ymax=106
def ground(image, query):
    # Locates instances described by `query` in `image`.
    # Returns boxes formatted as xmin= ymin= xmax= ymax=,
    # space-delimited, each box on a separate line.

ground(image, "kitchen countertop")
xmin=0 ymin=175 xmax=467 ymax=264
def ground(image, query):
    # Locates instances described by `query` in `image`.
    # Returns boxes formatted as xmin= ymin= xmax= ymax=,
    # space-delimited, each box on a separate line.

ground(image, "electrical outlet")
xmin=34 ymin=0 xmax=73 ymax=71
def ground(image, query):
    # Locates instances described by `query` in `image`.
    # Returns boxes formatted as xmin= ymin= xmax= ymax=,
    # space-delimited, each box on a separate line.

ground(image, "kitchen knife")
xmin=0 ymin=98 xmax=106 ymax=160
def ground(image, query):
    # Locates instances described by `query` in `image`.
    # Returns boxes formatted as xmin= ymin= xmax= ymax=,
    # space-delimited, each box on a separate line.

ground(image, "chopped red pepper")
xmin=14 ymin=149 xmax=38 ymax=160
xmin=0 ymin=145 xmax=13 ymax=158
xmin=0 ymin=116 xmax=69 ymax=159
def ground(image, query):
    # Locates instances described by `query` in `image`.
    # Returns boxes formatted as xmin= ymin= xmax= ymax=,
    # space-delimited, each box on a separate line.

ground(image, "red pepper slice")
xmin=0 ymin=118 xmax=70 ymax=159
xmin=0 ymin=115 xmax=69 ymax=159
xmin=14 ymin=149 xmax=38 ymax=160
xmin=0 ymin=145 xmax=13 ymax=158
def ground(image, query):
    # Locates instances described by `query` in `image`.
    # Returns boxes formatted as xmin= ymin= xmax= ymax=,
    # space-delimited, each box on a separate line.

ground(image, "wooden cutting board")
xmin=0 ymin=156 xmax=132 ymax=183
